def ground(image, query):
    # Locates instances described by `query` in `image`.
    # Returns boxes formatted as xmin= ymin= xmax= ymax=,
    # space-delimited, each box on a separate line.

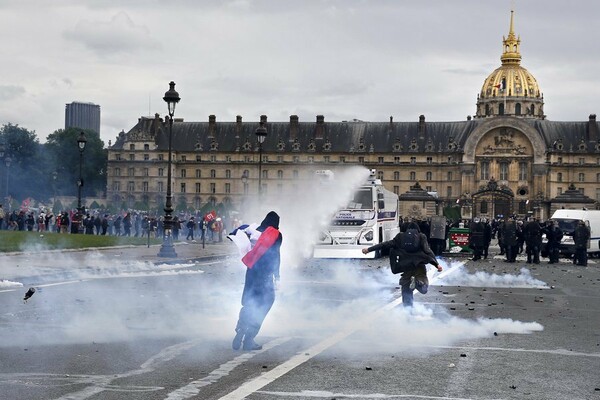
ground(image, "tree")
xmin=45 ymin=128 xmax=107 ymax=199
xmin=0 ymin=123 xmax=51 ymax=202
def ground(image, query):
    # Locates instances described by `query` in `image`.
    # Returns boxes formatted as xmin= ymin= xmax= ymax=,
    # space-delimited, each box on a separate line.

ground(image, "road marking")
xmin=217 ymin=263 xmax=463 ymax=400
xmin=256 ymin=390 xmax=480 ymax=399
xmin=165 ymin=337 xmax=291 ymax=400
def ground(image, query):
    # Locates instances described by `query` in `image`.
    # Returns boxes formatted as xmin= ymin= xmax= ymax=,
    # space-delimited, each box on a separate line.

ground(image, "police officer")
xmin=523 ymin=217 xmax=543 ymax=264
xmin=572 ymin=220 xmax=590 ymax=266
xmin=544 ymin=220 xmax=563 ymax=264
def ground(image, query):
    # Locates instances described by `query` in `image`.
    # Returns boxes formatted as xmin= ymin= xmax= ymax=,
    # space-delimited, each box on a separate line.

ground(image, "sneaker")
xmin=409 ymin=276 xmax=416 ymax=290
xmin=232 ymin=330 xmax=244 ymax=350
xmin=242 ymin=340 xmax=262 ymax=351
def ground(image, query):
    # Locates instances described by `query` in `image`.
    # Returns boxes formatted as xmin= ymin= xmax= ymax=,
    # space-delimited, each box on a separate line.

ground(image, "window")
xmin=129 ymin=154 xmax=135 ymax=161
xmin=480 ymin=161 xmax=489 ymax=180
xmin=210 ymin=183 xmax=216 ymax=193
xmin=115 ymin=168 xmax=121 ymax=177
xmin=426 ymin=186 xmax=432 ymax=192
xmin=447 ymin=171 xmax=453 ymax=181
xmin=181 ymin=169 xmax=186 ymax=178
xmin=579 ymin=158 xmax=585 ymax=165
xmin=324 ymin=156 xmax=330 ymax=163
xmin=210 ymin=155 xmax=216 ymax=162
xmin=195 ymin=169 xmax=201 ymax=178
xmin=557 ymin=172 xmax=562 ymax=182
xmin=499 ymin=162 xmax=508 ymax=180
xmin=144 ymin=154 xmax=149 ymax=161
xmin=447 ymin=186 xmax=452 ymax=198
xmin=158 ymin=182 xmax=163 ymax=192
xmin=277 ymin=170 xmax=283 ymax=179
xmin=308 ymin=156 xmax=314 ymax=163
xmin=596 ymin=188 xmax=600 ymax=202
xmin=129 ymin=144 xmax=135 ymax=151
xmin=426 ymin=157 xmax=432 ymax=164
xmin=142 ymin=182 xmax=148 ymax=192
xmin=158 ymin=154 xmax=164 ymax=161
xmin=426 ymin=171 xmax=432 ymax=181
xmin=143 ymin=168 xmax=148 ymax=177
xmin=597 ymin=173 xmax=600 ymax=183
xmin=557 ymin=157 xmax=562 ymax=165
xmin=518 ymin=162 xmax=528 ymax=180
xmin=225 ymin=156 xmax=231 ymax=162
xmin=293 ymin=156 xmax=300 ymax=163
xmin=115 ymin=154 xmax=121 ymax=161
xmin=410 ymin=157 xmax=416 ymax=164
xmin=210 ymin=169 xmax=216 ymax=178
xmin=158 ymin=168 xmax=164 ymax=177
xmin=518 ymin=201 xmax=527 ymax=214
xmin=393 ymin=171 xmax=400 ymax=180
xmin=113 ymin=181 xmax=120 ymax=191
xmin=378 ymin=157 xmax=384 ymax=164
xmin=393 ymin=186 xmax=399 ymax=195
xmin=579 ymin=187 xmax=585 ymax=195
xmin=128 ymin=168 xmax=134 ymax=177
xmin=447 ymin=156 xmax=453 ymax=163
xmin=579 ymin=173 xmax=585 ymax=182
xmin=196 ymin=155 xmax=201 ymax=162
xmin=181 ymin=155 xmax=187 ymax=162
xmin=262 ymin=170 xmax=268 ymax=179
xmin=144 ymin=144 xmax=150 ymax=151
xmin=557 ymin=187 xmax=562 ymax=195
xmin=339 ymin=156 xmax=345 ymax=163
xmin=127 ymin=181 xmax=135 ymax=192
xmin=394 ymin=156 xmax=400 ymax=164
xmin=277 ymin=156 xmax=284 ymax=162
xmin=377 ymin=171 xmax=384 ymax=180
xmin=225 ymin=169 xmax=231 ymax=179
xmin=515 ymin=103 xmax=521 ymax=116
xmin=225 ymin=183 xmax=231 ymax=194
xmin=499 ymin=103 xmax=504 ymax=115
xmin=358 ymin=156 xmax=364 ymax=164
xmin=195 ymin=183 xmax=201 ymax=193
xmin=410 ymin=171 xmax=416 ymax=181
xmin=180 ymin=183 xmax=186 ymax=193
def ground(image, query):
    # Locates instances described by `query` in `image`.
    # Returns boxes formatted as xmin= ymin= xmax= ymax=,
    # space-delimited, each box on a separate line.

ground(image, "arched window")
xmin=515 ymin=103 xmax=522 ymax=115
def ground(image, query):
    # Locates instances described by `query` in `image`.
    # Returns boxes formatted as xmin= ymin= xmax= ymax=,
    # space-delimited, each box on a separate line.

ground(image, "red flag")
xmin=241 ymin=226 xmax=280 ymax=269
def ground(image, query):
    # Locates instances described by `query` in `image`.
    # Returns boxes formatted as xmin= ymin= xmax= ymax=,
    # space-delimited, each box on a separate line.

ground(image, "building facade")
xmin=106 ymin=11 xmax=599 ymax=220
xmin=65 ymin=101 xmax=101 ymax=135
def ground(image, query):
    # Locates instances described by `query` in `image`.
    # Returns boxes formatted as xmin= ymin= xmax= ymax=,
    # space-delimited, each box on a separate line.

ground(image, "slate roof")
xmin=111 ymin=116 xmax=600 ymax=155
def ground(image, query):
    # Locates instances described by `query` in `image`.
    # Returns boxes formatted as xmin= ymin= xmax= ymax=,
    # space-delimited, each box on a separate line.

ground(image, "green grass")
xmin=0 ymin=231 xmax=162 ymax=253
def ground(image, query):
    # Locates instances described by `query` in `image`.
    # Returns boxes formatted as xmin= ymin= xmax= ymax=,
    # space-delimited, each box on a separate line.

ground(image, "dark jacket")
xmin=367 ymin=226 xmax=438 ymax=269
xmin=573 ymin=224 xmax=590 ymax=249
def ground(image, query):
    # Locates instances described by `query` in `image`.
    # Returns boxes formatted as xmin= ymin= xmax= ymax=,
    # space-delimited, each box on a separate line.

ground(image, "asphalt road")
xmin=1 ymin=249 xmax=599 ymax=400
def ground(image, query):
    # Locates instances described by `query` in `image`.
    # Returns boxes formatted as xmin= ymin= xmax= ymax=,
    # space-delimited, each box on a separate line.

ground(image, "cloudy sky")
xmin=1 ymin=0 xmax=599 ymax=145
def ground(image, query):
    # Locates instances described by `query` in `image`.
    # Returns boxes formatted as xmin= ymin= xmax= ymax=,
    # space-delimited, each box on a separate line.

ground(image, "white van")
xmin=549 ymin=209 xmax=600 ymax=257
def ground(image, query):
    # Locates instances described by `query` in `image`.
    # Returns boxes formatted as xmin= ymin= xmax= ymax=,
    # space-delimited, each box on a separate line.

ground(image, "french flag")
xmin=494 ymin=78 xmax=506 ymax=91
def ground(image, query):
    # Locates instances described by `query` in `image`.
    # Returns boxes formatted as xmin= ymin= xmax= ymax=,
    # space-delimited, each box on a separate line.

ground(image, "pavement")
xmin=0 ymin=240 xmax=238 ymax=283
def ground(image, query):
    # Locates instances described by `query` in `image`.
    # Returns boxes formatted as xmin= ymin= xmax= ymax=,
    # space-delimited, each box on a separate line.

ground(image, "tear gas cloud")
xmin=435 ymin=259 xmax=548 ymax=288
xmin=1 ymin=166 xmax=544 ymax=360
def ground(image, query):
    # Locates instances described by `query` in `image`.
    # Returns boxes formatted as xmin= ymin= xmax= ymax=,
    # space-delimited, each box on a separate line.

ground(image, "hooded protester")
xmin=362 ymin=222 xmax=442 ymax=307
xmin=232 ymin=211 xmax=282 ymax=351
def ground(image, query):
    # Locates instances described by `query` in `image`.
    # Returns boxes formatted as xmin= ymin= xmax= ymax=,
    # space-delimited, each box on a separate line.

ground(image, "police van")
xmin=549 ymin=209 xmax=600 ymax=257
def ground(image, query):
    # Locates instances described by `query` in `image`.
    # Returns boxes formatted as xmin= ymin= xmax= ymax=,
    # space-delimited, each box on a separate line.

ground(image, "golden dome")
xmin=476 ymin=11 xmax=545 ymax=119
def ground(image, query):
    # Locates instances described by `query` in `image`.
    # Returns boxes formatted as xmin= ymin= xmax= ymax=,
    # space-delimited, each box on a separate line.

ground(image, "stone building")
xmin=106 ymin=11 xmax=599 ymax=220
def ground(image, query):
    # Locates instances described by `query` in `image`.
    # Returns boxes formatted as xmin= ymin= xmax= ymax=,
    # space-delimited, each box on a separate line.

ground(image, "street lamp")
xmin=76 ymin=131 xmax=87 ymax=233
xmin=4 ymin=156 xmax=10 ymax=213
xmin=255 ymin=121 xmax=267 ymax=196
xmin=158 ymin=81 xmax=180 ymax=258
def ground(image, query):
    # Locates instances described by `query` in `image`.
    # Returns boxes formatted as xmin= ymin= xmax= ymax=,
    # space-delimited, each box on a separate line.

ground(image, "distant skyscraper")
xmin=65 ymin=101 xmax=101 ymax=134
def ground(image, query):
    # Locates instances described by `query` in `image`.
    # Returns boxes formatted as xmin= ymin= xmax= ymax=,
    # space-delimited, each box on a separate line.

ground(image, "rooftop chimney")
xmin=208 ymin=115 xmax=216 ymax=137
xmin=290 ymin=115 xmax=299 ymax=142
xmin=418 ymin=114 xmax=426 ymax=137
xmin=589 ymin=114 xmax=598 ymax=142
xmin=236 ymin=115 xmax=242 ymax=138
xmin=316 ymin=115 xmax=325 ymax=140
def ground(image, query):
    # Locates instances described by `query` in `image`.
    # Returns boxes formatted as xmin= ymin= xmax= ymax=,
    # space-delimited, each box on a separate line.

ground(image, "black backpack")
xmin=401 ymin=229 xmax=421 ymax=253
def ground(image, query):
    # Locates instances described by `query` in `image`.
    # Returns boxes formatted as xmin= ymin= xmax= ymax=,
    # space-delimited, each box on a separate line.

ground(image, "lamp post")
xmin=158 ymin=81 xmax=180 ymax=258
xmin=76 ymin=132 xmax=87 ymax=233
xmin=255 ymin=121 xmax=267 ymax=196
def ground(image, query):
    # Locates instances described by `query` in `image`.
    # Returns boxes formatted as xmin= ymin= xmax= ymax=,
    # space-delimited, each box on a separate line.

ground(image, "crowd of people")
xmin=0 ymin=204 xmax=232 ymax=244
xmin=398 ymin=214 xmax=591 ymax=267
